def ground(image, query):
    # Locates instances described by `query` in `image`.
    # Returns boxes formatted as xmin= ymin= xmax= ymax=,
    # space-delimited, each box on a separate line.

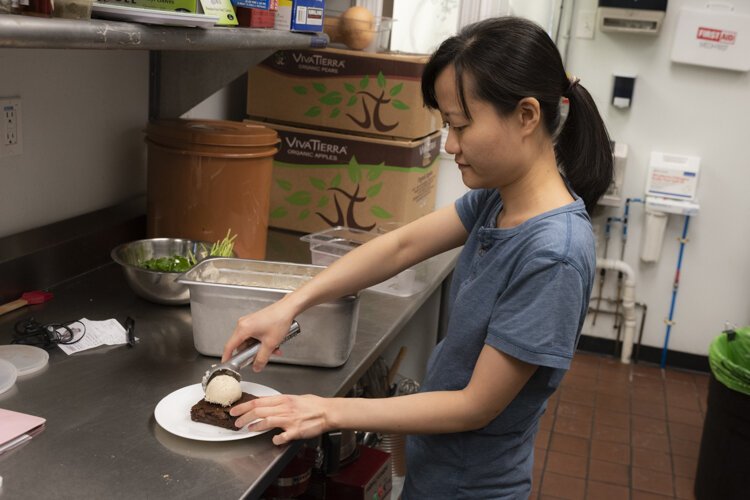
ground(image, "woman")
xmin=224 ymin=17 xmax=612 ymax=499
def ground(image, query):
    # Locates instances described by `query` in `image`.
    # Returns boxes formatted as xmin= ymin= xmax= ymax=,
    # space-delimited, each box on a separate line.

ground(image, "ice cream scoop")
xmin=201 ymin=321 xmax=301 ymax=395
xmin=204 ymin=374 xmax=243 ymax=406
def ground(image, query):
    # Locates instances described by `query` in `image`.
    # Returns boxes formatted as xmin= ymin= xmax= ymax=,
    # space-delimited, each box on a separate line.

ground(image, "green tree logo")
xmin=270 ymin=156 xmax=393 ymax=230
xmin=292 ymin=71 xmax=410 ymax=133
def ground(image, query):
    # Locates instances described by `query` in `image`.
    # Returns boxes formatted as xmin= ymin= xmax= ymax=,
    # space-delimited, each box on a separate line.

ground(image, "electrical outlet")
xmin=1 ymin=97 xmax=23 ymax=157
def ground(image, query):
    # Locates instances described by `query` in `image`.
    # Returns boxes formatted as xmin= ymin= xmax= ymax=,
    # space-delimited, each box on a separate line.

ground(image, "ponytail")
xmin=556 ymin=83 xmax=613 ymax=214
xmin=422 ymin=17 xmax=614 ymax=214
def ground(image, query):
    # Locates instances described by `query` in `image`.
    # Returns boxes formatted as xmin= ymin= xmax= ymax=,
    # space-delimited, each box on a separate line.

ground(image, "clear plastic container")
xmin=301 ymin=227 xmax=427 ymax=297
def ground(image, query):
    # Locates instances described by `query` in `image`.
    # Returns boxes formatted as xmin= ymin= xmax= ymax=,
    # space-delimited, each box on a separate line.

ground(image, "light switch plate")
xmin=576 ymin=10 xmax=596 ymax=39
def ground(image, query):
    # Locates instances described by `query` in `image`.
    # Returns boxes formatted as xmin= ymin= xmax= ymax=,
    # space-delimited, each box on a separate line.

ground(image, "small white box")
xmin=645 ymin=152 xmax=700 ymax=202
xmin=671 ymin=6 xmax=750 ymax=72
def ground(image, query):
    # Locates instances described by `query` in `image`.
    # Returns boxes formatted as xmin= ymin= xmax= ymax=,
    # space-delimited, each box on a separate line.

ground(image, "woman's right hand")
xmin=221 ymin=299 xmax=298 ymax=372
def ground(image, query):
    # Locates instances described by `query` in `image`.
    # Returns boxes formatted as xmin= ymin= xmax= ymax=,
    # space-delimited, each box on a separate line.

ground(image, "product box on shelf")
xmin=274 ymin=0 xmax=324 ymax=32
xmin=244 ymin=119 xmax=440 ymax=235
xmin=95 ymin=0 xmax=199 ymax=12
xmin=247 ymin=48 xmax=442 ymax=140
xmin=232 ymin=0 xmax=276 ymax=8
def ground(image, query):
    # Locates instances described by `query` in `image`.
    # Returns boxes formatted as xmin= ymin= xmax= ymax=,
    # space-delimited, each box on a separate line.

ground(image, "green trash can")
xmin=695 ymin=327 xmax=750 ymax=500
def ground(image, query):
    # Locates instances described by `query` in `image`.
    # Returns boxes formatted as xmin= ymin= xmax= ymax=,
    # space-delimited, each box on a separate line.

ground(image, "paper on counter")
xmin=57 ymin=318 xmax=136 ymax=355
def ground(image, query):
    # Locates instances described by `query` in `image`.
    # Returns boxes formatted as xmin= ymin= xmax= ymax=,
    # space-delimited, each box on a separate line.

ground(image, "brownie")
xmin=190 ymin=392 xmax=258 ymax=431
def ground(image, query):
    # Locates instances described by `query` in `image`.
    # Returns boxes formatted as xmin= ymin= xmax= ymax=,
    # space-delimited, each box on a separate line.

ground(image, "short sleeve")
xmin=485 ymin=256 xmax=587 ymax=370
xmin=455 ymin=189 xmax=491 ymax=232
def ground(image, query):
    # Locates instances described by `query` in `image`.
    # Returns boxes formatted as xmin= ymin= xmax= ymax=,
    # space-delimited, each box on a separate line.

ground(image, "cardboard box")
xmin=247 ymin=48 xmax=442 ymax=140
xmin=274 ymin=0 xmax=324 ymax=32
xmin=245 ymin=120 xmax=440 ymax=234
xmin=96 ymin=0 xmax=199 ymax=12
xmin=232 ymin=0 xmax=273 ymax=8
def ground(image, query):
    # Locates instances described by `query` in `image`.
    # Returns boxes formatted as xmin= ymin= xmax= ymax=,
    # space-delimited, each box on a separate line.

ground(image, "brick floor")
xmin=532 ymin=352 xmax=709 ymax=500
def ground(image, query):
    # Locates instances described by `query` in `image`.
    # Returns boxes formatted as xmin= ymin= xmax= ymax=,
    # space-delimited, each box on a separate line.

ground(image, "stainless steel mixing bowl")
xmin=111 ymin=238 xmax=211 ymax=305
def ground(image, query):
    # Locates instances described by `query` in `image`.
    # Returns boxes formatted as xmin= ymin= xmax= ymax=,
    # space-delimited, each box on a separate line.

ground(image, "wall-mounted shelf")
xmin=0 ymin=14 xmax=329 ymax=117
xmin=0 ymin=14 xmax=327 ymax=51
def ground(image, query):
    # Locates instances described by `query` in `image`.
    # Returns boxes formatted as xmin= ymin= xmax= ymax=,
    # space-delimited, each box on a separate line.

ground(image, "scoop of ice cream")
xmin=204 ymin=374 xmax=242 ymax=407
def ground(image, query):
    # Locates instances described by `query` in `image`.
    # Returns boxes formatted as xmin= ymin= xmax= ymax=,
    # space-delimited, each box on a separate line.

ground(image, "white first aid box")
xmin=671 ymin=5 xmax=750 ymax=72
xmin=646 ymin=152 xmax=701 ymax=202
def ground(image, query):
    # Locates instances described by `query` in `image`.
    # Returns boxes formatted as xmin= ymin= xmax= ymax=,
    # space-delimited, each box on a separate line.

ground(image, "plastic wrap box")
xmin=178 ymin=258 xmax=359 ymax=367
xmin=301 ymin=227 xmax=428 ymax=297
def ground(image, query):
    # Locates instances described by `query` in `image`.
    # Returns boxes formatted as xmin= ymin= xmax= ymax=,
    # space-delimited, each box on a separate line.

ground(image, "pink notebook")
xmin=0 ymin=408 xmax=46 ymax=453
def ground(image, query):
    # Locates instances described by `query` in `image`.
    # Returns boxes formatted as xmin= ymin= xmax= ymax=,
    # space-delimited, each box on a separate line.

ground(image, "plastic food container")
xmin=177 ymin=258 xmax=359 ymax=367
xmin=300 ymin=227 xmax=427 ymax=297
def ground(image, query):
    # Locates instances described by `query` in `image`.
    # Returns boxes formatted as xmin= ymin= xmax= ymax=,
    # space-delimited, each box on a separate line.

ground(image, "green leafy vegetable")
xmin=138 ymin=229 xmax=238 ymax=273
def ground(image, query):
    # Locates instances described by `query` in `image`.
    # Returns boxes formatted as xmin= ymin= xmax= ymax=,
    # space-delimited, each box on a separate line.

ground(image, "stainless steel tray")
xmin=178 ymin=258 xmax=359 ymax=367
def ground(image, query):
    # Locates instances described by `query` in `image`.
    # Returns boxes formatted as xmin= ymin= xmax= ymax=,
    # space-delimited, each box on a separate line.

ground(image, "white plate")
xmin=154 ymin=381 xmax=279 ymax=441
xmin=91 ymin=4 xmax=219 ymax=28
xmin=0 ymin=345 xmax=49 ymax=376
xmin=0 ymin=359 xmax=17 ymax=395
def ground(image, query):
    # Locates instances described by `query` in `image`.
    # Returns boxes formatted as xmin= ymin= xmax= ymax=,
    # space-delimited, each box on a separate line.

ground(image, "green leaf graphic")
xmin=389 ymin=83 xmax=403 ymax=97
xmin=371 ymin=206 xmax=393 ymax=219
xmin=377 ymin=71 xmax=386 ymax=88
xmin=330 ymin=174 xmax=341 ymax=188
xmin=270 ymin=207 xmax=288 ymax=218
xmin=310 ymin=177 xmax=327 ymax=190
xmin=346 ymin=95 xmax=357 ymax=107
xmin=392 ymin=100 xmax=410 ymax=110
xmin=359 ymin=75 xmax=369 ymax=89
xmin=304 ymin=106 xmax=322 ymax=117
xmin=320 ymin=92 xmax=343 ymax=106
xmin=344 ymin=83 xmax=356 ymax=94
xmin=347 ymin=156 xmax=361 ymax=184
xmin=330 ymin=108 xmax=341 ymax=118
xmin=367 ymin=182 xmax=383 ymax=198
xmin=299 ymin=210 xmax=310 ymax=220
xmin=286 ymin=191 xmax=312 ymax=206
xmin=293 ymin=85 xmax=308 ymax=95
xmin=367 ymin=163 xmax=384 ymax=181
xmin=317 ymin=195 xmax=329 ymax=208
xmin=313 ymin=83 xmax=327 ymax=94
xmin=276 ymin=179 xmax=293 ymax=191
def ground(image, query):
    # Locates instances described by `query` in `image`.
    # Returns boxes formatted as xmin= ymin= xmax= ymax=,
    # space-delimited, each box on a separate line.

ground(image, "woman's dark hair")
xmin=422 ymin=17 xmax=613 ymax=214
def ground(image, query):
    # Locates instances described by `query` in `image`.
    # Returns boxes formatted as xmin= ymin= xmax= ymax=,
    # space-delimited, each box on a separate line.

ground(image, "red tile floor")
xmin=532 ymin=351 xmax=709 ymax=500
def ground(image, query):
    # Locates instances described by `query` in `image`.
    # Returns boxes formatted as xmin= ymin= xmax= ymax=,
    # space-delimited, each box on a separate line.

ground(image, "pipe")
xmin=592 ymin=217 xmax=622 ymax=326
xmin=596 ymin=258 xmax=636 ymax=363
xmin=587 ymin=297 xmax=648 ymax=361
xmin=660 ymin=216 xmax=691 ymax=367
xmin=612 ymin=198 xmax=644 ymax=329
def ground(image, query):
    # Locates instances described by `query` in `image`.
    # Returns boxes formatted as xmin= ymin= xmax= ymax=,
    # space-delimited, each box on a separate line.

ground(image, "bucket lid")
xmin=146 ymin=119 xmax=279 ymax=148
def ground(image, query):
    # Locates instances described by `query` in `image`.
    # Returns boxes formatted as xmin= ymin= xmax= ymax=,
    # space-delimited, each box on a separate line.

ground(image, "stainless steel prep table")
xmin=0 ymin=230 xmax=459 ymax=499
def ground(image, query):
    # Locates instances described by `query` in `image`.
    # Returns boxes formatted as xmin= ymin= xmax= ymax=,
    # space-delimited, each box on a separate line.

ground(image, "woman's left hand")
xmin=230 ymin=394 xmax=332 ymax=445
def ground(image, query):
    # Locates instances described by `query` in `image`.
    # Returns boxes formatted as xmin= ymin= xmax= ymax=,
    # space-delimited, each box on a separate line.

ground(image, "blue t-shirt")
xmin=402 ymin=189 xmax=595 ymax=499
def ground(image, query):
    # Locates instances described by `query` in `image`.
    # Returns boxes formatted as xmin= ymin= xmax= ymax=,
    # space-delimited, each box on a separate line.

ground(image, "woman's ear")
xmin=515 ymin=97 xmax=541 ymax=137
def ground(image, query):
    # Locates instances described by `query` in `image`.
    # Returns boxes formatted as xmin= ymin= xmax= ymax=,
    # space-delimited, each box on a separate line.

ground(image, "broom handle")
xmin=0 ymin=298 xmax=28 ymax=317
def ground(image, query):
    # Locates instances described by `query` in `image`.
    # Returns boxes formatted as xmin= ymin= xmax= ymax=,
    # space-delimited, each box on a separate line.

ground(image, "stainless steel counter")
xmin=0 ymin=230 xmax=458 ymax=499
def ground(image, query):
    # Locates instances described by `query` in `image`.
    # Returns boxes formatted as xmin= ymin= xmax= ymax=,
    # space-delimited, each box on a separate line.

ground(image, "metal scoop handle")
xmin=228 ymin=320 xmax=301 ymax=372
xmin=202 ymin=321 xmax=301 ymax=390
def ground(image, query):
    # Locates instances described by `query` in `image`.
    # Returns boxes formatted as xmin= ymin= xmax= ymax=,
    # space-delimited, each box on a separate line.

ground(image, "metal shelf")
xmin=0 ymin=14 xmax=329 ymax=118
xmin=0 ymin=14 xmax=327 ymax=51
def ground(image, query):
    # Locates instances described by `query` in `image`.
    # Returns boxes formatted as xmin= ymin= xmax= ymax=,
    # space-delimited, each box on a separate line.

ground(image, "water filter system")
xmin=591 ymin=148 xmax=702 ymax=364
xmin=640 ymin=152 xmax=700 ymax=263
